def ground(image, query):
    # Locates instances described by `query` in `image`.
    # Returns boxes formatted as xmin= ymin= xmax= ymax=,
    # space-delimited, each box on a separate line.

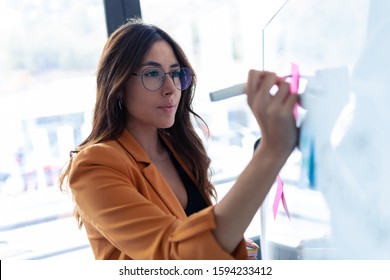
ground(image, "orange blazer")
xmin=68 ymin=129 xmax=247 ymax=259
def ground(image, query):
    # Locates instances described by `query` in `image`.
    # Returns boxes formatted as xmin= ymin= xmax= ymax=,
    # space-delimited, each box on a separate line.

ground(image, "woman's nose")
xmin=161 ymin=75 xmax=177 ymax=94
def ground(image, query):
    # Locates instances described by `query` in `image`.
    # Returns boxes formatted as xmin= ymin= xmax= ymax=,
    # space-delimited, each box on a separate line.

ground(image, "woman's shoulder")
xmin=73 ymin=139 xmax=128 ymax=166
xmin=69 ymin=139 xmax=142 ymax=183
xmin=81 ymin=138 xmax=121 ymax=154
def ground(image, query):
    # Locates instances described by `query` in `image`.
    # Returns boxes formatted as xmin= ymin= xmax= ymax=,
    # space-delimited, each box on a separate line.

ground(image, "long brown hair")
xmin=59 ymin=18 xmax=215 ymax=223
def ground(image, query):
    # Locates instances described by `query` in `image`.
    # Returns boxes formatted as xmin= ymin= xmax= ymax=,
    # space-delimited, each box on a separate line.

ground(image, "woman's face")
xmin=123 ymin=40 xmax=182 ymax=132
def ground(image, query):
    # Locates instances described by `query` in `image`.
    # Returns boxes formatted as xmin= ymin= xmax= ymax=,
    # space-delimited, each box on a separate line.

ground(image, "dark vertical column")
xmin=103 ymin=0 xmax=142 ymax=36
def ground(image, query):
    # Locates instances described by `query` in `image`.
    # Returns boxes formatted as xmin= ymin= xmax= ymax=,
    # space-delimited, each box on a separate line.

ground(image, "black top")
xmin=169 ymin=152 xmax=208 ymax=216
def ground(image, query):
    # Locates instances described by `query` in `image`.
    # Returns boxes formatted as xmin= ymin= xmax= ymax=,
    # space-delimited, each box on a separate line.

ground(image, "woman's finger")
xmin=273 ymin=79 xmax=291 ymax=104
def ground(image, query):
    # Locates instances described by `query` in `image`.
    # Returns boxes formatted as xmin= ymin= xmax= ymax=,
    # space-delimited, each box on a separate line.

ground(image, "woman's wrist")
xmin=252 ymin=141 xmax=291 ymax=172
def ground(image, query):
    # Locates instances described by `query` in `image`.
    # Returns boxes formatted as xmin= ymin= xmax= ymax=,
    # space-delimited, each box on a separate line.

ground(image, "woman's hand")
xmin=246 ymin=70 xmax=298 ymax=162
xmin=212 ymin=70 xmax=298 ymax=255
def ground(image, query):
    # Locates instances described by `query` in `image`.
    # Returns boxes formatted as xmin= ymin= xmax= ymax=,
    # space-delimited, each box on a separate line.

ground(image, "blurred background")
xmin=2 ymin=0 xmax=381 ymax=260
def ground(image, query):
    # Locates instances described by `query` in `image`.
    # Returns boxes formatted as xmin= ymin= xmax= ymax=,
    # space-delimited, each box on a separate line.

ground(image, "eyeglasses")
xmin=133 ymin=67 xmax=193 ymax=91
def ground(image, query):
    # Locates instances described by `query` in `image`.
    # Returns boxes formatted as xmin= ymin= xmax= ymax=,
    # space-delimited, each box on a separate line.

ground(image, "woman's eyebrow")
xmin=140 ymin=61 xmax=180 ymax=68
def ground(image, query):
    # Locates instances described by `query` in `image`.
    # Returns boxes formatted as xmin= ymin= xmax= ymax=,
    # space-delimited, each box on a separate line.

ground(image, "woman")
xmin=59 ymin=18 xmax=298 ymax=260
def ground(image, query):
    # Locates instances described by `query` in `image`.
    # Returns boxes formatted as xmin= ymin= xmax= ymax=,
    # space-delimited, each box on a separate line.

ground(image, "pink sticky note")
xmin=273 ymin=175 xmax=290 ymax=220
xmin=290 ymin=63 xmax=300 ymax=119
xmin=281 ymin=192 xmax=290 ymax=220
xmin=290 ymin=63 xmax=300 ymax=94
xmin=273 ymin=62 xmax=299 ymax=221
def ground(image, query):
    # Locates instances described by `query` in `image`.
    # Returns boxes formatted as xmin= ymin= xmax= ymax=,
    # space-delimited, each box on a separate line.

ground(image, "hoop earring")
xmin=118 ymin=98 xmax=124 ymax=111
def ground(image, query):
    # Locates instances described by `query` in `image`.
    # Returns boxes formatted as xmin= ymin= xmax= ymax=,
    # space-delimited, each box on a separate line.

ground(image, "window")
xmin=0 ymin=0 xmax=106 ymax=259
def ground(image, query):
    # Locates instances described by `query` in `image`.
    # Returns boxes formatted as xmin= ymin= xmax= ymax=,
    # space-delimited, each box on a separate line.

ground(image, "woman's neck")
xmin=125 ymin=125 xmax=167 ymax=161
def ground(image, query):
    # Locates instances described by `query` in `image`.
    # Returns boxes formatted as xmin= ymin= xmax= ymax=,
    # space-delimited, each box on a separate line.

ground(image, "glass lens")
xmin=142 ymin=68 xmax=164 ymax=90
xmin=177 ymin=68 xmax=192 ymax=90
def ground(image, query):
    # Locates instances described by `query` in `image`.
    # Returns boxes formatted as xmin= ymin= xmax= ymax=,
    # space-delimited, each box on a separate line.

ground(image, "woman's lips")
xmin=158 ymin=103 xmax=176 ymax=112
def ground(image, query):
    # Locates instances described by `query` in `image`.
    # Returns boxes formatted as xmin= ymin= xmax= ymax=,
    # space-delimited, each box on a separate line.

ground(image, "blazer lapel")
xmin=116 ymin=130 xmax=187 ymax=219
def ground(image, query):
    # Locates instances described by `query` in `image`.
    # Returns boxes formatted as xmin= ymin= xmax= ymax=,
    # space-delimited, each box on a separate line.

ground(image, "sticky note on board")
xmin=291 ymin=63 xmax=300 ymax=119
xmin=273 ymin=63 xmax=299 ymax=220
xmin=290 ymin=63 xmax=300 ymax=93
